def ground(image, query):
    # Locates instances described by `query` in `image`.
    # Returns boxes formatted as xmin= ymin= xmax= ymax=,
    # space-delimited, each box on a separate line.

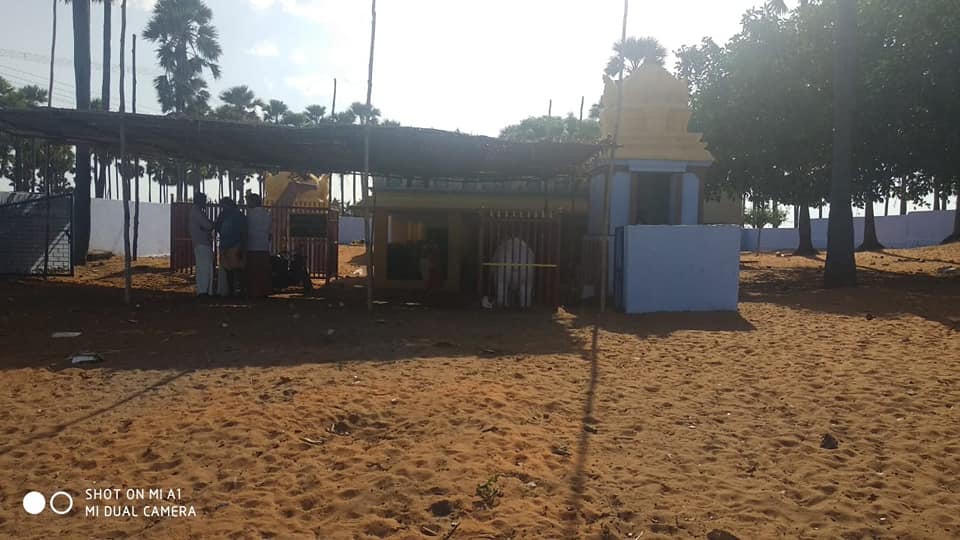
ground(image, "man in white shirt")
xmin=188 ymin=193 xmax=214 ymax=296
xmin=244 ymin=192 xmax=273 ymax=298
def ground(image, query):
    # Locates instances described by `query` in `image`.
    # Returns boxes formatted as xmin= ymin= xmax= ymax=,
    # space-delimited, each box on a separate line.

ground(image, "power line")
xmin=0 ymin=64 xmax=165 ymax=115
xmin=0 ymin=47 xmax=161 ymax=79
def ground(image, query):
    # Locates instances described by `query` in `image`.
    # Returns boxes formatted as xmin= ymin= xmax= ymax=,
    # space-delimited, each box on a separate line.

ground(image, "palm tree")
xmin=71 ymin=0 xmax=93 ymax=263
xmin=281 ymin=111 xmax=308 ymax=127
xmin=824 ymin=0 xmax=857 ymax=287
xmin=766 ymin=0 xmax=809 ymax=16
xmin=216 ymin=85 xmax=260 ymax=121
xmin=348 ymin=101 xmax=380 ymax=125
xmin=143 ymin=0 xmax=221 ymax=116
xmin=604 ymin=36 xmax=666 ymax=77
xmin=263 ymin=99 xmax=288 ymax=124
xmin=304 ymin=104 xmax=326 ymax=125
xmin=95 ymin=0 xmax=112 ymax=198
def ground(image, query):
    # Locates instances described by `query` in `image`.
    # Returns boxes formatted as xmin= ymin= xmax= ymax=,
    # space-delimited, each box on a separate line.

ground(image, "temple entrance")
xmin=630 ymin=172 xmax=673 ymax=225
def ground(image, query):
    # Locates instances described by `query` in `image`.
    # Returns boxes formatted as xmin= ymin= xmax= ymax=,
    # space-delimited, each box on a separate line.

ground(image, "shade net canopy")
xmin=0 ymin=108 xmax=602 ymax=180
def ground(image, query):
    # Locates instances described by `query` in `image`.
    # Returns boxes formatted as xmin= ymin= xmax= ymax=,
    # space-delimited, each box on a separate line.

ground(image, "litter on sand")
xmin=70 ymin=353 xmax=103 ymax=365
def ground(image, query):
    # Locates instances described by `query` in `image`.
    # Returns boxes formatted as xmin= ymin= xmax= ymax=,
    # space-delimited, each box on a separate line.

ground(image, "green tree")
xmin=604 ymin=36 xmax=666 ymax=77
xmin=263 ymin=99 xmax=288 ymax=124
xmin=304 ymin=104 xmax=327 ymax=125
xmin=499 ymin=113 xmax=600 ymax=143
xmin=744 ymin=203 xmax=788 ymax=255
xmin=143 ymin=0 xmax=222 ymax=116
xmin=281 ymin=111 xmax=308 ymax=127
xmin=348 ymin=101 xmax=381 ymax=125
xmin=215 ymin=85 xmax=261 ymax=122
xmin=676 ymin=8 xmax=830 ymax=256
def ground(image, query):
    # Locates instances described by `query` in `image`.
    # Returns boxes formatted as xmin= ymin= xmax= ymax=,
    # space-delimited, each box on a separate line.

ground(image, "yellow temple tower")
xmin=588 ymin=63 xmax=742 ymax=229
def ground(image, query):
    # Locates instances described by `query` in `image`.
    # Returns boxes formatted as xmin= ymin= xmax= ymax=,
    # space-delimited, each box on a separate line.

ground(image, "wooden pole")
xmin=120 ymin=120 xmax=131 ymax=303
xmin=119 ymin=1 xmax=126 ymax=113
xmin=48 ymin=0 xmax=56 ymax=107
xmin=340 ymin=173 xmax=345 ymax=213
xmin=132 ymin=30 xmax=140 ymax=260
xmin=362 ymin=0 xmax=377 ymax=311
xmin=331 ymin=78 xmax=337 ymax=116
xmin=578 ymin=96 xmax=584 ymax=138
xmin=548 ymin=99 xmax=552 ymax=117
xmin=600 ymin=0 xmax=629 ymax=313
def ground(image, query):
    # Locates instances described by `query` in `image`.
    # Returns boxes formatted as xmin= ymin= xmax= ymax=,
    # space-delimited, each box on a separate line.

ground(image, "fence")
xmin=0 ymin=193 xmax=73 ymax=276
xmin=478 ymin=209 xmax=561 ymax=309
xmin=171 ymin=202 xmax=339 ymax=279
xmin=741 ymin=210 xmax=956 ymax=252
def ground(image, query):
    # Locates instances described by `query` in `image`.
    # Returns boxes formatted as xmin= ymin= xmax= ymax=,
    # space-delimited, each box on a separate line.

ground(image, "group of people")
xmin=189 ymin=192 xmax=273 ymax=299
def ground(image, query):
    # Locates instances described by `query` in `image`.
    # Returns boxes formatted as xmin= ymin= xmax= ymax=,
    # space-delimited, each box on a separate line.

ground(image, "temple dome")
xmin=599 ymin=63 xmax=714 ymax=163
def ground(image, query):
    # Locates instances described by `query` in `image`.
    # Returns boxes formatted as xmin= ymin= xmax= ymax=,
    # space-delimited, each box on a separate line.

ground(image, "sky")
xmin=0 ymin=0 xmax=786 ymax=137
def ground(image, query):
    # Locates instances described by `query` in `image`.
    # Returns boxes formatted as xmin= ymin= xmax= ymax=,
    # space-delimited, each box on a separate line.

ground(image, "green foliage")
xmin=605 ymin=36 xmax=667 ymax=77
xmin=677 ymin=0 xmax=960 ymax=213
xmin=744 ymin=204 xmax=787 ymax=230
xmin=499 ymin=113 xmax=600 ymax=143
xmin=475 ymin=475 xmax=502 ymax=509
xmin=0 ymin=77 xmax=74 ymax=193
xmin=143 ymin=0 xmax=222 ymax=116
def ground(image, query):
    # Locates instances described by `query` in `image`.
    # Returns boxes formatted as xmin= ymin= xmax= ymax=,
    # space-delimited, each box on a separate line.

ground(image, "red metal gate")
xmin=478 ymin=209 xmax=561 ymax=309
xmin=171 ymin=202 xmax=339 ymax=279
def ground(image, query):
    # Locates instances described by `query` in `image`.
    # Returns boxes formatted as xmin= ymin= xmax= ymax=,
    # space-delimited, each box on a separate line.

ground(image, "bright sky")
xmin=0 ymin=0 xmax=784 ymax=137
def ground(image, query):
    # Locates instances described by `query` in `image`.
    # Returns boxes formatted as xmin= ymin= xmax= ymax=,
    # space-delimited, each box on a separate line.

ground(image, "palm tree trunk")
xmin=48 ymin=0 xmax=56 ymax=107
xmin=899 ymin=179 xmax=908 ymax=215
xmin=133 ymin=161 xmax=140 ymax=260
xmin=120 ymin=123 xmax=131 ymax=304
xmin=823 ymin=0 xmax=857 ymax=288
xmin=101 ymin=0 xmax=111 ymax=111
xmin=72 ymin=0 xmax=93 ymax=264
xmin=883 ymin=193 xmax=889 ymax=216
xmin=794 ymin=205 xmax=817 ymax=256
xmin=858 ymin=193 xmax=883 ymax=251
xmin=933 ymin=187 xmax=941 ymax=211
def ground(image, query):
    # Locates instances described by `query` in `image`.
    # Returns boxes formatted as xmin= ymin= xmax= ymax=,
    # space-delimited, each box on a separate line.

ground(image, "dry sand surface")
xmin=0 ymin=245 xmax=958 ymax=539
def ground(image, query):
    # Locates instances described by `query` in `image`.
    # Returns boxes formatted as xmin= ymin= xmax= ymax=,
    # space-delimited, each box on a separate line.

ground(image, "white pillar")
xmin=681 ymin=173 xmax=700 ymax=225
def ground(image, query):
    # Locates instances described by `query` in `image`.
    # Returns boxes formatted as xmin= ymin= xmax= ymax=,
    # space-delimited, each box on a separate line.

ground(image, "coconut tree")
xmin=216 ymin=85 xmax=260 ymax=121
xmin=143 ymin=0 xmax=221 ymax=116
xmin=348 ymin=101 xmax=380 ymax=125
xmin=604 ymin=36 xmax=666 ymax=77
xmin=304 ymin=104 xmax=327 ymax=125
xmin=95 ymin=0 xmax=113 ymax=198
xmin=263 ymin=99 xmax=289 ymax=124
xmin=71 ymin=0 xmax=93 ymax=263
xmin=824 ymin=0 xmax=857 ymax=287
xmin=766 ymin=0 xmax=809 ymax=16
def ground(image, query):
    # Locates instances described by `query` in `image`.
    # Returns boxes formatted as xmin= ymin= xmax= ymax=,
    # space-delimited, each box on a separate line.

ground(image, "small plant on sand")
xmin=475 ymin=474 xmax=502 ymax=508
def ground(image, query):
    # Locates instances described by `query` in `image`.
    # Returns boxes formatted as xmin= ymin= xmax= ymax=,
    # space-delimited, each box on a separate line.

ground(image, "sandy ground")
xmin=0 ymin=244 xmax=958 ymax=539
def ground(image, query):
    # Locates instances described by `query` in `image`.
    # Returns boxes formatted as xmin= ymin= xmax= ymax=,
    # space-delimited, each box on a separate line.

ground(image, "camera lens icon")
xmin=23 ymin=491 xmax=74 ymax=515
xmin=22 ymin=492 xmax=45 ymax=515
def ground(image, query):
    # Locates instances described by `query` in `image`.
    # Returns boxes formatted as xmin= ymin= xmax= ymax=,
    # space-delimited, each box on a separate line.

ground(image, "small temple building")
xmin=588 ymin=62 xmax=741 ymax=236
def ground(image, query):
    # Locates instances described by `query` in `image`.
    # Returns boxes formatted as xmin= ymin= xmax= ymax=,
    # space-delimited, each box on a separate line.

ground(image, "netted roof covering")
xmin=0 ymin=108 xmax=602 ymax=180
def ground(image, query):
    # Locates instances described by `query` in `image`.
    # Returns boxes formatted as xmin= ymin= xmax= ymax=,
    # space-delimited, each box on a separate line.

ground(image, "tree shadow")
xmin=875 ymin=249 xmax=959 ymax=267
xmin=0 ymin=278 xmax=583 ymax=372
xmin=0 ymin=370 xmax=189 ymax=457
xmin=565 ymin=307 xmax=756 ymax=339
xmin=739 ymin=264 xmax=960 ymax=329
xmin=564 ymin=321 xmax=599 ymax=537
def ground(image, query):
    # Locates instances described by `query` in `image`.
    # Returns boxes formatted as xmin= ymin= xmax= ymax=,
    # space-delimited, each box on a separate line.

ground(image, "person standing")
xmin=244 ymin=192 xmax=273 ymax=298
xmin=216 ymin=197 xmax=247 ymax=297
xmin=188 ymin=193 xmax=214 ymax=297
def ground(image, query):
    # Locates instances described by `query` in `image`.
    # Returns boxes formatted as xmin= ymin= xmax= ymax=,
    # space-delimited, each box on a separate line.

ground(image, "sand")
xmin=0 ymin=244 xmax=958 ymax=539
